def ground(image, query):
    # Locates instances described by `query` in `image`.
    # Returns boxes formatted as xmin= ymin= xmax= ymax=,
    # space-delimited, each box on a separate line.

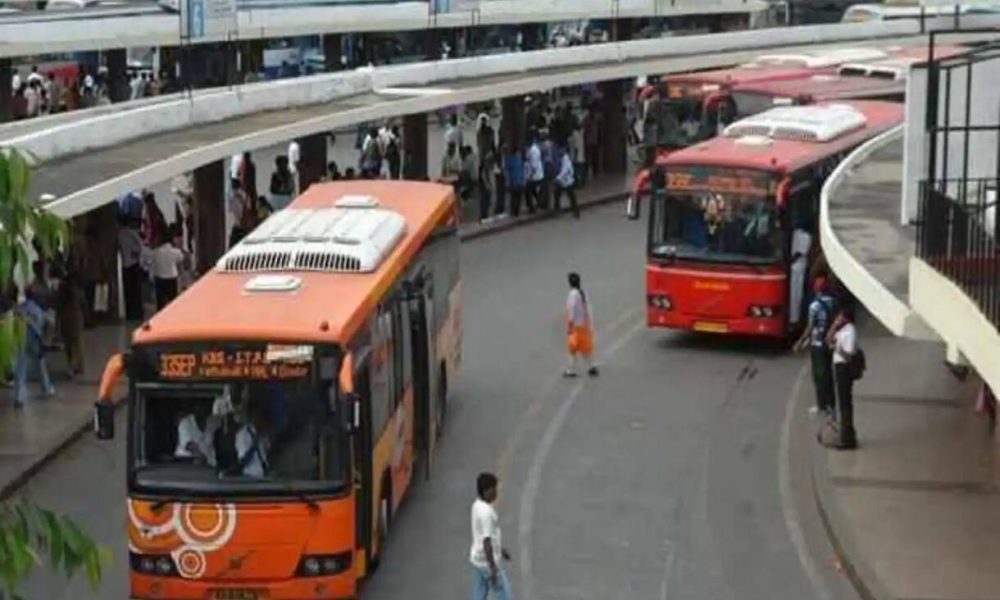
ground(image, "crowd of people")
xmin=345 ymin=94 xmax=606 ymax=225
xmin=8 ymin=64 xmax=174 ymax=121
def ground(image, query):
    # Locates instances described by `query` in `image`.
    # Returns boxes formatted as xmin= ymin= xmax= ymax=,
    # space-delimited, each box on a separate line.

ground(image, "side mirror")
xmin=626 ymin=194 xmax=641 ymax=220
xmin=94 ymin=400 xmax=115 ymax=440
xmin=340 ymin=392 xmax=361 ymax=434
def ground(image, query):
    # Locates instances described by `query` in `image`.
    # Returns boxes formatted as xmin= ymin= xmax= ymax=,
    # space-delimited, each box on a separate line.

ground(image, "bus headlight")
xmin=129 ymin=552 xmax=178 ymax=577
xmin=296 ymin=552 xmax=352 ymax=577
xmin=647 ymin=294 xmax=673 ymax=310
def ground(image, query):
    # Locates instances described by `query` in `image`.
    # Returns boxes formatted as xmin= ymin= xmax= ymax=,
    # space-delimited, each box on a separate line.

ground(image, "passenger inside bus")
xmin=137 ymin=377 xmax=343 ymax=489
xmin=659 ymin=192 xmax=780 ymax=262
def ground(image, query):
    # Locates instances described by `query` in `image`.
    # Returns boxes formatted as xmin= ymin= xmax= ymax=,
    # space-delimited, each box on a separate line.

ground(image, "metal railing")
xmin=917 ymin=178 xmax=1000 ymax=329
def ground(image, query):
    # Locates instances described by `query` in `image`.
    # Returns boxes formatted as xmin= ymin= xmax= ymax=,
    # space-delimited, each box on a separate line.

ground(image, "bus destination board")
xmin=158 ymin=345 xmax=312 ymax=381
xmin=666 ymin=167 xmax=772 ymax=196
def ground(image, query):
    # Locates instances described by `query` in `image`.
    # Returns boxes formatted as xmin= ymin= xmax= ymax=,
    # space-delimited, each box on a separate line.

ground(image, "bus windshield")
xmin=129 ymin=344 xmax=347 ymax=498
xmin=649 ymin=168 xmax=783 ymax=265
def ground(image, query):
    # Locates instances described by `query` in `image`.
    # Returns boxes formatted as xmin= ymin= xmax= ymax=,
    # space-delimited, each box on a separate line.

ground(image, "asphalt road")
xmin=14 ymin=203 xmax=859 ymax=600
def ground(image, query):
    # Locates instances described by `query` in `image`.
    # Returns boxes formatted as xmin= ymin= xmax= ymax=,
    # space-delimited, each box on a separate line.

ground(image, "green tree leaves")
xmin=0 ymin=502 xmax=107 ymax=600
xmin=0 ymin=148 xmax=107 ymax=598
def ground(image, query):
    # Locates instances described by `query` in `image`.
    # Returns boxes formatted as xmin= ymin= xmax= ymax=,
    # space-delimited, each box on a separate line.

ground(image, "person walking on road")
xmin=470 ymin=472 xmax=512 ymax=600
xmin=827 ymin=304 xmax=860 ymax=450
xmin=564 ymin=272 xmax=598 ymax=377
xmin=526 ymin=131 xmax=545 ymax=213
xmin=552 ymin=148 xmax=579 ymax=219
xmin=795 ymin=277 xmax=837 ymax=418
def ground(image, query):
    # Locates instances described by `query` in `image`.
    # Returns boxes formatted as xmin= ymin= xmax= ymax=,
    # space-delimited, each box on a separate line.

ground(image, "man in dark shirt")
xmin=795 ymin=277 xmax=837 ymax=417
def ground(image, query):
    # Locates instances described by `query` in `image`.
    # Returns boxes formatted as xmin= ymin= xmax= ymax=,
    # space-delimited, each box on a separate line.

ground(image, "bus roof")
xmin=132 ymin=180 xmax=455 ymax=347
xmin=661 ymin=64 xmax=816 ymax=89
xmin=662 ymin=100 xmax=904 ymax=174
xmin=734 ymin=72 xmax=906 ymax=102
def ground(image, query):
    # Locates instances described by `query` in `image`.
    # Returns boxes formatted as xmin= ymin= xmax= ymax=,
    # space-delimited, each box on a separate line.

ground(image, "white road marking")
xmin=779 ymin=363 xmax=835 ymax=600
xmin=516 ymin=320 xmax=644 ymax=600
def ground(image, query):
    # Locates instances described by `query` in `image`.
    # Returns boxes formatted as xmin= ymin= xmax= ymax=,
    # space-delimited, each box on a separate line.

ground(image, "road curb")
xmin=0 ymin=186 xmax=627 ymax=499
xmin=0 ymin=395 xmax=125 ymax=501
xmin=806 ymin=390 xmax=895 ymax=600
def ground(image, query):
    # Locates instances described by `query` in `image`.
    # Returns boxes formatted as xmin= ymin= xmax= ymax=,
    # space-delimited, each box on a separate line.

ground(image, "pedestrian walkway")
xmin=804 ymin=320 xmax=1000 ymax=600
xmin=0 ymin=323 xmax=131 ymax=498
xmin=0 ymin=169 xmax=629 ymax=500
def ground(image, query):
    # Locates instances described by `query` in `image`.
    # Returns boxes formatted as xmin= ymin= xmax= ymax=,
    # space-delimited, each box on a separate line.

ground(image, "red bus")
xmin=643 ymin=101 xmax=904 ymax=338
xmin=631 ymin=44 xmax=966 ymax=193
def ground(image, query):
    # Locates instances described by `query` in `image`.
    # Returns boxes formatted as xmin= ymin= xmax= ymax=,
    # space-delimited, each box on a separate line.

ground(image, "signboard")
xmin=181 ymin=0 xmax=236 ymax=41
xmin=666 ymin=166 xmax=773 ymax=196
xmin=157 ymin=344 xmax=313 ymax=381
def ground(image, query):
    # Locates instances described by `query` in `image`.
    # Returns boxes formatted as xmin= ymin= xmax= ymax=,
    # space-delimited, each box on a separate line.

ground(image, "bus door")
xmin=405 ymin=275 xmax=436 ymax=479
xmin=353 ymin=365 xmax=374 ymax=571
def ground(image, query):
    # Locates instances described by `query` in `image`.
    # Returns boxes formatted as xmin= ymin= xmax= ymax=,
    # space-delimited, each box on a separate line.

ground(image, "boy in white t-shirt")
xmin=470 ymin=472 xmax=511 ymax=600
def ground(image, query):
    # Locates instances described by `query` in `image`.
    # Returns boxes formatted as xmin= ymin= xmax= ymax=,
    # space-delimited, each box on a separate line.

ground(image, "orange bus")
xmin=643 ymin=101 xmax=903 ymax=338
xmin=95 ymin=181 xmax=462 ymax=599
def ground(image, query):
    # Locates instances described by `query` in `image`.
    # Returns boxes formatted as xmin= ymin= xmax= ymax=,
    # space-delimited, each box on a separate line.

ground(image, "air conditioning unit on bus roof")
xmin=751 ymin=47 xmax=887 ymax=69
xmin=838 ymin=58 xmax=916 ymax=81
xmin=217 ymin=206 xmax=407 ymax=275
xmin=723 ymin=104 xmax=868 ymax=143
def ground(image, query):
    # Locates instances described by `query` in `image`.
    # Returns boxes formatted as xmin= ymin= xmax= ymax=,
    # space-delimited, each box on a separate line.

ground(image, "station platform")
xmin=798 ymin=319 xmax=1000 ymax=600
xmin=0 ymin=167 xmax=630 ymax=501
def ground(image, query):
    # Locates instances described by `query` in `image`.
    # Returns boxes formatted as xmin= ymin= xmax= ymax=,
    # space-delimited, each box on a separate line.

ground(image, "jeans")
xmin=834 ymin=362 xmax=857 ymax=446
xmin=14 ymin=337 xmax=53 ymax=405
xmin=810 ymin=346 xmax=835 ymax=417
xmin=472 ymin=565 xmax=511 ymax=600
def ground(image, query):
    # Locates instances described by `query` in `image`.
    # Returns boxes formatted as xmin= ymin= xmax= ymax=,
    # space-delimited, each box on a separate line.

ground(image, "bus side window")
xmin=390 ymin=302 xmax=412 ymax=410
xmin=370 ymin=310 xmax=393 ymax=436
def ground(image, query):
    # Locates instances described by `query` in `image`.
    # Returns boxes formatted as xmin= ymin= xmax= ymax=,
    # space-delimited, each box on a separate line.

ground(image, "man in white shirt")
xmin=526 ymin=133 xmax=545 ymax=212
xmin=827 ymin=304 xmax=859 ymax=449
xmin=175 ymin=403 xmax=219 ymax=466
xmin=553 ymin=150 xmax=578 ymax=219
xmin=470 ymin=472 xmax=511 ymax=600
xmin=151 ymin=226 xmax=187 ymax=311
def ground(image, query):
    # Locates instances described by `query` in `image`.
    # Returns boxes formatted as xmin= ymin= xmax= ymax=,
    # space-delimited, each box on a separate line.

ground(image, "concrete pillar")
xmin=500 ymin=96 xmax=525 ymax=153
xmin=610 ymin=18 xmax=635 ymax=43
xmin=237 ymin=40 xmax=263 ymax=81
xmin=599 ymin=79 xmax=628 ymax=175
xmin=193 ymin=160 xmax=226 ymax=274
xmin=424 ymin=29 xmax=442 ymax=61
xmin=0 ymin=58 xmax=11 ymax=123
xmin=403 ymin=113 xmax=428 ymax=180
xmin=296 ymin=133 xmax=328 ymax=192
xmin=105 ymin=48 xmax=128 ymax=103
xmin=323 ymin=34 xmax=343 ymax=72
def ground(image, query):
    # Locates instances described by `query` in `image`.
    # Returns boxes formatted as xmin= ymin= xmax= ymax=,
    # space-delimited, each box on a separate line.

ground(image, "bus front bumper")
xmin=646 ymin=306 xmax=784 ymax=337
xmin=130 ymin=571 xmax=355 ymax=600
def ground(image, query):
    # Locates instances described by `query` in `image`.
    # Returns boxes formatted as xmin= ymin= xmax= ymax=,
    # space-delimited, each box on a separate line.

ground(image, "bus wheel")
xmin=370 ymin=478 xmax=391 ymax=572
xmin=436 ymin=364 xmax=448 ymax=438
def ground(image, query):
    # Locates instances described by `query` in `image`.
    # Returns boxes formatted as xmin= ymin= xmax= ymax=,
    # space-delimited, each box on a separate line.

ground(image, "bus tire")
xmin=369 ymin=476 xmax=391 ymax=572
xmin=436 ymin=363 xmax=448 ymax=438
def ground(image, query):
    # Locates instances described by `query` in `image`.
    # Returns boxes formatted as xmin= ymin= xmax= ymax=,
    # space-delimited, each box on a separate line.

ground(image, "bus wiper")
xmin=284 ymin=483 xmax=321 ymax=512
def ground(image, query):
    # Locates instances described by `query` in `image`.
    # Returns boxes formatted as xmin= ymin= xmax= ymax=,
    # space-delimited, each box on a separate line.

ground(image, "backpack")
xmin=847 ymin=347 xmax=866 ymax=381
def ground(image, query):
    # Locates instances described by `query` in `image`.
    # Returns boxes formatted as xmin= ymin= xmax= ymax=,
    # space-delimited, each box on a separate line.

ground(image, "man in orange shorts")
xmin=564 ymin=272 xmax=598 ymax=377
